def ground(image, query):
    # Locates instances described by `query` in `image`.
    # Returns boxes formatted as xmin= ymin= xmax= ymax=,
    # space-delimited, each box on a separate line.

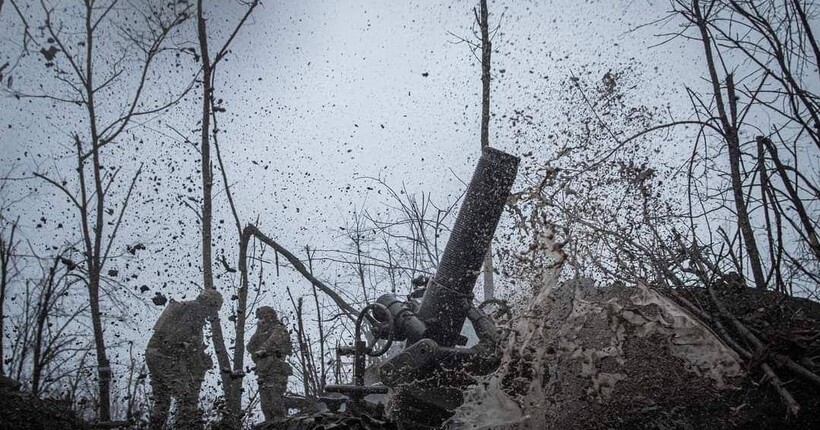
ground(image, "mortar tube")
xmin=416 ymin=147 xmax=519 ymax=347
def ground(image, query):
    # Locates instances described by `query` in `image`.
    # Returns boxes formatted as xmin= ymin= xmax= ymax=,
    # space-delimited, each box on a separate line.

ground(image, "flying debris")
xmin=152 ymin=292 xmax=168 ymax=306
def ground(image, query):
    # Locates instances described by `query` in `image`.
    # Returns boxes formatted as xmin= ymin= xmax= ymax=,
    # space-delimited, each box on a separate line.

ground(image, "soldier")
xmin=145 ymin=288 xmax=223 ymax=430
xmin=248 ymin=306 xmax=293 ymax=422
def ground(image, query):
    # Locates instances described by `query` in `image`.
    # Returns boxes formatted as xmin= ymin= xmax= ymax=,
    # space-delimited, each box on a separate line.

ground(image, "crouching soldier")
xmin=248 ymin=306 xmax=293 ymax=421
xmin=146 ymin=288 xmax=223 ymax=430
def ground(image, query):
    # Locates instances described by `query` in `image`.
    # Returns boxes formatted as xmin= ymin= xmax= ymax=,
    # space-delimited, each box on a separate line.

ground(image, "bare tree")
xmin=285 ymin=292 xmax=319 ymax=398
xmin=192 ymin=0 xmax=259 ymax=425
xmin=120 ymin=342 xmax=149 ymax=424
xmin=448 ymin=1 xmax=503 ymax=299
xmin=0 ymin=0 xmax=37 ymax=89
xmin=446 ymin=0 xmax=501 ymax=299
xmin=355 ymin=178 xmax=459 ymax=289
xmin=4 ymin=244 xmax=92 ymax=400
xmin=682 ymin=0 xmax=766 ymax=289
xmin=663 ymin=0 xmax=819 ymax=292
xmin=477 ymin=0 xmax=496 ymax=301
xmin=503 ymin=0 xmax=819 ymax=299
xmin=3 ymin=1 xmax=195 ymax=420
xmin=0 ymin=218 xmax=18 ymax=377
xmin=305 ymin=247 xmax=328 ymax=392
xmin=450 ymin=0 xmax=504 ymax=300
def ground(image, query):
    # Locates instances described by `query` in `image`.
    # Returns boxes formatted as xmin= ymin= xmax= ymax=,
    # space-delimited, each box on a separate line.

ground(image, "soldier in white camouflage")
xmin=145 ymin=288 xmax=222 ymax=430
xmin=248 ymin=306 xmax=293 ymax=421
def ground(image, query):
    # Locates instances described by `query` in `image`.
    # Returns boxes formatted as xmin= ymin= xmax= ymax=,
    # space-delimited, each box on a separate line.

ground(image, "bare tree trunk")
xmin=15 ymin=2 xmax=190 ymax=416
xmin=31 ymin=256 xmax=58 ymax=395
xmin=196 ymin=2 xmax=260 ymax=425
xmin=88 ymin=272 xmax=111 ymax=418
xmin=297 ymin=298 xmax=313 ymax=396
xmin=287 ymin=293 xmax=311 ymax=397
xmin=692 ymin=1 xmax=766 ymax=289
xmin=0 ymin=221 xmax=16 ymax=377
xmin=756 ymin=139 xmax=782 ymax=292
xmin=233 ymin=227 xmax=252 ymax=379
xmin=478 ymin=0 xmax=495 ymax=300
xmin=13 ymin=281 xmax=31 ymax=381
xmin=479 ymin=0 xmax=491 ymax=151
xmin=80 ymin=1 xmax=112 ymax=415
xmin=195 ymin=2 xmax=241 ymax=427
xmin=725 ymin=78 xmax=765 ymax=289
xmin=198 ymin=4 xmax=214 ymax=296
xmin=758 ymin=136 xmax=820 ymax=261
xmin=306 ymin=248 xmax=327 ymax=391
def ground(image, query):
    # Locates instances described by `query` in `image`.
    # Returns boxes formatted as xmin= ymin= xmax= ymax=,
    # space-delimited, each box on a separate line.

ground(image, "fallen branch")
xmin=667 ymin=288 xmax=712 ymax=322
xmin=679 ymin=237 xmax=820 ymax=390
xmin=760 ymin=362 xmax=801 ymax=417
xmin=708 ymin=287 xmax=801 ymax=416
xmin=242 ymin=224 xmax=359 ymax=321
xmin=667 ymin=288 xmax=755 ymax=368
xmin=707 ymin=287 xmax=820 ymax=388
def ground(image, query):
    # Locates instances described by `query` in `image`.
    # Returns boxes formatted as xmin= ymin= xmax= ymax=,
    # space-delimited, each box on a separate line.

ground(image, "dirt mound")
xmin=669 ymin=286 xmax=820 ymax=429
xmin=451 ymin=281 xmax=820 ymax=429
xmin=0 ymin=385 xmax=89 ymax=430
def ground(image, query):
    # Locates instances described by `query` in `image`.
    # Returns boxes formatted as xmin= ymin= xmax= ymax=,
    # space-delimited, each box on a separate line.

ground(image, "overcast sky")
xmin=1 ymin=0 xmax=703 ymax=290
xmin=179 ymin=0 xmax=697 ymax=271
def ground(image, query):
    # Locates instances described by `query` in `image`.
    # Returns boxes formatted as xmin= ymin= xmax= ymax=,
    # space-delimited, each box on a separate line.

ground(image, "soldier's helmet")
xmin=256 ymin=306 xmax=277 ymax=321
xmin=197 ymin=288 xmax=224 ymax=312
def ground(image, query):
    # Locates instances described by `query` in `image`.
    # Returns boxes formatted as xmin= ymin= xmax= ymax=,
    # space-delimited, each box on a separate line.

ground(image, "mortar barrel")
xmin=416 ymin=147 xmax=519 ymax=346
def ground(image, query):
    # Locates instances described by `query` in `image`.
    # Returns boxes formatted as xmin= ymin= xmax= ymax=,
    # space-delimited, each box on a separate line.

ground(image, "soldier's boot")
xmin=147 ymin=356 xmax=172 ymax=430
xmin=175 ymin=388 xmax=203 ymax=430
xmin=175 ymin=369 xmax=205 ymax=430
xmin=149 ymin=384 xmax=171 ymax=430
